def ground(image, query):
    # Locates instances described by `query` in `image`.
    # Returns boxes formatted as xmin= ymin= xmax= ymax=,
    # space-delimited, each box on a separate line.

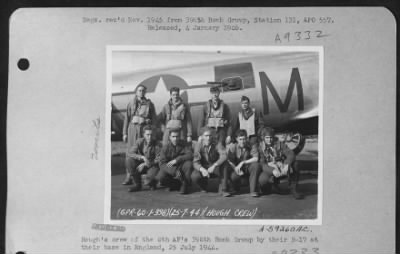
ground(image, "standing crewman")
xmin=233 ymin=96 xmax=264 ymax=146
xmin=156 ymin=129 xmax=193 ymax=194
xmin=227 ymin=129 xmax=261 ymax=197
xmin=159 ymin=87 xmax=193 ymax=146
xmin=122 ymin=85 xmax=157 ymax=185
xmin=191 ymin=127 xmax=232 ymax=197
xmin=122 ymin=84 xmax=157 ymax=149
xmin=122 ymin=125 xmax=161 ymax=191
xmin=257 ymin=127 xmax=303 ymax=199
xmin=198 ymin=85 xmax=232 ymax=146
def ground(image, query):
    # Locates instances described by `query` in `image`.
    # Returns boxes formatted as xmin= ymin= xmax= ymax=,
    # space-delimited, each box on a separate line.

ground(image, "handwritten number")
xmin=284 ymin=32 xmax=290 ymax=42
xmin=315 ymin=30 xmax=323 ymax=38
xmin=304 ymin=31 xmax=311 ymax=39
xmin=301 ymin=248 xmax=308 ymax=254
xmin=290 ymin=249 xmax=297 ymax=254
xmin=294 ymin=32 xmax=301 ymax=40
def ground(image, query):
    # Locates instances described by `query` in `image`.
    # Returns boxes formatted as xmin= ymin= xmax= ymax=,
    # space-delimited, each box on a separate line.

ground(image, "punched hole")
xmin=17 ymin=58 xmax=29 ymax=71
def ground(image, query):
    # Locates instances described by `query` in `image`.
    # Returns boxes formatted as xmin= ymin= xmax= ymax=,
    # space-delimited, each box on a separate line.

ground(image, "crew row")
xmin=122 ymin=125 xmax=303 ymax=199
xmin=122 ymin=84 xmax=264 ymax=149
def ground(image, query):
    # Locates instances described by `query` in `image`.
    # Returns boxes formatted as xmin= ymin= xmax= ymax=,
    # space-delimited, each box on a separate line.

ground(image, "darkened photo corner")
xmin=107 ymin=46 xmax=322 ymax=222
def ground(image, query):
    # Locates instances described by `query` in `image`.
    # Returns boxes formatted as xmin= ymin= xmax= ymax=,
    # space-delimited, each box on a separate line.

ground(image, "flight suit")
xmin=156 ymin=140 xmax=193 ymax=191
xmin=234 ymin=108 xmax=264 ymax=146
xmin=258 ymin=140 xmax=297 ymax=194
xmin=125 ymin=138 xmax=161 ymax=190
xmin=123 ymin=96 xmax=157 ymax=149
xmin=191 ymin=140 xmax=231 ymax=193
xmin=159 ymin=99 xmax=193 ymax=145
xmin=227 ymin=142 xmax=261 ymax=194
xmin=199 ymin=99 xmax=232 ymax=146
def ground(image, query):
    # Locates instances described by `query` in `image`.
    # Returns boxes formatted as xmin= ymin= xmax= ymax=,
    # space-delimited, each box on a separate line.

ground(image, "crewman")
xmin=122 ymin=84 xmax=157 ymax=149
xmin=227 ymin=129 xmax=261 ymax=197
xmin=122 ymin=85 xmax=157 ymax=184
xmin=156 ymin=128 xmax=193 ymax=194
xmin=191 ymin=127 xmax=232 ymax=197
xmin=122 ymin=125 xmax=161 ymax=191
xmin=198 ymin=85 xmax=232 ymax=146
xmin=159 ymin=87 xmax=193 ymax=146
xmin=258 ymin=127 xmax=303 ymax=199
xmin=233 ymin=96 xmax=264 ymax=146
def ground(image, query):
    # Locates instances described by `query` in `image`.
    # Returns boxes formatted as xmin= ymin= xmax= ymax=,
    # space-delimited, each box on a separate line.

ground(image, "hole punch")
xmin=16 ymin=251 xmax=26 ymax=254
xmin=17 ymin=58 xmax=29 ymax=71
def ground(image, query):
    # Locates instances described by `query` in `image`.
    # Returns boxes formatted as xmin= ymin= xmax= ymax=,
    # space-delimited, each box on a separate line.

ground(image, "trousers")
xmin=191 ymin=162 xmax=231 ymax=192
xmin=125 ymin=157 xmax=159 ymax=187
xmin=230 ymin=162 xmax=261 ymax=193
xmin=156 ymin=160 xmax=193 ymax=187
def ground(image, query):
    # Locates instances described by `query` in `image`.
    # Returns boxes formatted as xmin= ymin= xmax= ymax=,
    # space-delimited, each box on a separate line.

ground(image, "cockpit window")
xmin=214 ymin=62 xmax=255 ymax=91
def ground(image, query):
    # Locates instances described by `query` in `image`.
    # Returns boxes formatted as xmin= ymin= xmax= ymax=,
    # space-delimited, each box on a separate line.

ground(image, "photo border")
xmin=104 ymin=45 xmax=323 ymax=225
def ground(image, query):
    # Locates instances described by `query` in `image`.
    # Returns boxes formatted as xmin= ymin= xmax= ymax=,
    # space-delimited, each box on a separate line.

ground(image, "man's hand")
xmin=269 ymin=162 xmax=282 ymax=178
xmin=227 ymin=161 xmax=236 ymax=170
xmin=225 ymin=136 xmax=231 ymax=145
xmin=187 ymin=136 xmax=192 ymax=143
xmin=123 ymin=134 xmax=127 ymax=143
xmin=235 ymin=162 xmax=244 ymax=176
xmin=166 ymin=159 xmax=177 ymax=168
xmin=137 ymin=163 xmax=146 ymax=173
xmin=200 ymin=167 xmax=209 ymax=177
xmin=207 ymin=164 xmax=216 ymax=174
xmin=141 ymin=156 xmax=150 ymax=166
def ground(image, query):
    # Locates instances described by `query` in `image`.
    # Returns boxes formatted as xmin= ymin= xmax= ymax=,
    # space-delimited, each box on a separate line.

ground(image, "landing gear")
xmin=279 ymin=132 xmax=305 ymax=155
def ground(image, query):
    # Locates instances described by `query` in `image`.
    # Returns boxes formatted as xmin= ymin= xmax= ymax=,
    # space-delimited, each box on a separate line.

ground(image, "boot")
xmin=198 ymin=179 xmax=208 ymax=193
xmin=271 ymin=177 xmax=289 ymax=195
xmin=128 ymin=185 xmax=141 ymax=192
xmin=121 ymin=173 xmax=133 ymax=185
xmin=146 ymin=179 xmax=157 ymax=191
xmin=271 ymin=183 xmax=286 ymax=194
xmin=169 ymin=179 xmax=182 ymax=191
xmin=180 ymin=181 xmax=189 ymax=195
xmin=251 ymin=192 xmax=260 ymax=197
xmin=128 ymin=173 xmax=142 ymax=192
xmin=219 ymin=182 xmax=231 ymax=197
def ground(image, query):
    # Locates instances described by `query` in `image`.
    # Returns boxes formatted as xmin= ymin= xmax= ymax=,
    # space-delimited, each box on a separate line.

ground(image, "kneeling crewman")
xmin=124 ymin=125 xmax=161 ymax=192
xmin=227 ymin=129 xmax=261 ymax=197
xmin=191 ymin=127 xmax=232 ymax=197
xmin=156 ymin=128 xmax=193 ymax=194
xmin=258 ymin=127 xmax=303 ymax=199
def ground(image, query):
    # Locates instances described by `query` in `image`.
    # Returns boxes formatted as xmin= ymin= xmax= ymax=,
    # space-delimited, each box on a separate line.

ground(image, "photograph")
xmin=5 ymin=6 xmax=396 ymax=253
xmin=106 ymin=46 xmax=322 ymax=223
